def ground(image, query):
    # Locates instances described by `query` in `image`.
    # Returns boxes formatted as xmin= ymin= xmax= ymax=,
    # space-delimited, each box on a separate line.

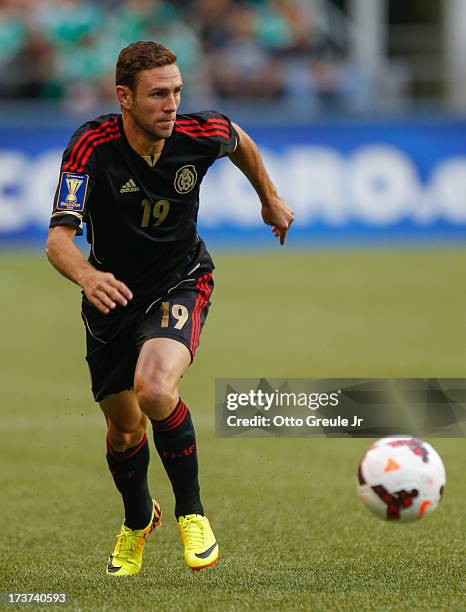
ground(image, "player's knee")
xmin=107 ymin=419 xmax=145 ymax=452
xmin=134 ymin=375 xmax=178 ymax=418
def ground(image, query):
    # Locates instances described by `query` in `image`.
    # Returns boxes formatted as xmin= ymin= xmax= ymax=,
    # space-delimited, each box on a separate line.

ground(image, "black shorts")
xmin=81 ymin=270 xmax=214 ymax=402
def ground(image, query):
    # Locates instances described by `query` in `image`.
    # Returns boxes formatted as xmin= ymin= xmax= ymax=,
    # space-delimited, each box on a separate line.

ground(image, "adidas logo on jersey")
xmin=120 ymin=179 xmax=140 ymax=193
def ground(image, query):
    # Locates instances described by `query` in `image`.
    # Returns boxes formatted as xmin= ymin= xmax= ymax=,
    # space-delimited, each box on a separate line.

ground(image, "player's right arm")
xmin=46 ymin=118 xmax=132 ymax=314
xmin=46 ymin=226 xmax=132 ymax=314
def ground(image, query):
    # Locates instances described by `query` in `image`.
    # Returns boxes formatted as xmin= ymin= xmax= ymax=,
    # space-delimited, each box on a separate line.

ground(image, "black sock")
xmin=106 ymin=433 xmax=153 ymax=530
xmin=151 ymin=399 xmax=204 ymax=519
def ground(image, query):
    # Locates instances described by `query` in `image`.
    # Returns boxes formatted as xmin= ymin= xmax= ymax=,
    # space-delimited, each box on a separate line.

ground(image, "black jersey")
xmin=50 ymin=111 xmax=238 ymax=301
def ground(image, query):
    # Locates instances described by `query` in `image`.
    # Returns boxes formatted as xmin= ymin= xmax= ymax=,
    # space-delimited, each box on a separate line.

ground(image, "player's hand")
xmin=261 ymin=196 xmax=294 ymax=246
xmin=80 ymin=270 xmax=133 ymax=314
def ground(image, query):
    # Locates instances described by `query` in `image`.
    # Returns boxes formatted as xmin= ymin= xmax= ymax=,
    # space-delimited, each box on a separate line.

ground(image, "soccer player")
xmin=46 ymin=41 xmax=293 ymax=576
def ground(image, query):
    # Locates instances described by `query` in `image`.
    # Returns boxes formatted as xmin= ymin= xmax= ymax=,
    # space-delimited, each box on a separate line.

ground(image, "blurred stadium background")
xmin=1 ymin=1 xmax=465 ymax=610
xmin=1 ymin=0 xmax=466 ymax=243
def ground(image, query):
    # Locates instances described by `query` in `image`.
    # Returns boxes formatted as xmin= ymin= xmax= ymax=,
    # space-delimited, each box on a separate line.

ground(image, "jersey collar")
xmin=117 ymin=114 xmax=175 ymax=166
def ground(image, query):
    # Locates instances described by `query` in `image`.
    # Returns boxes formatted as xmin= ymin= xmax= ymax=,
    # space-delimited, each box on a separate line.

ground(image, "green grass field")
xmin=0 ymin=249 xmax=465 ymax=611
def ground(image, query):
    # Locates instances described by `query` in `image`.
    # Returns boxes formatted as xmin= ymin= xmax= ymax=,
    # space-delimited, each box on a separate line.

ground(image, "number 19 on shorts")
xmin=161 ymin=301 xmax=189 ymax=329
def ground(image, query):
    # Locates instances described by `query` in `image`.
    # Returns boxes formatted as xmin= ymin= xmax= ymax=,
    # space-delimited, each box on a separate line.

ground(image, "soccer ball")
xmin=357 ymin=436 xmax=446 ymax=522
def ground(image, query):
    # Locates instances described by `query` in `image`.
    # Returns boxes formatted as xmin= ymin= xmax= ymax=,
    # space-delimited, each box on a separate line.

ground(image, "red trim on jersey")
xmin=176 ymin=117 xmax=230 ymax=139
xmin=177 ymin=118 xmax=229 ymax=127
xmin=177 ymin=117 xmax=229 ymax=123
xmin=76 ymin=131 xmax=121 ymax=172
xmin=190 ymin=273 xmax=212 ymax=355
xmin=71 ymin=124 xmax=120 ymax=173
xmin=64 ymin=118 xmax=116 ymax=171
xmin=176 ymin=122 xmax=229 ymax=130
xmin=73 ymin=122 xmax=119 ymax=171
xmin=64 ymin=119 xmax=118 ymax=172
xmin=175 ymin=127 xmax=230 ymax=140
xmin=177 ymin=124 xmax=230 ymax=134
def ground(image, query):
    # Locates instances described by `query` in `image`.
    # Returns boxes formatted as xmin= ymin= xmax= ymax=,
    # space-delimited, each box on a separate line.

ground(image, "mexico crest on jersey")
xmin=174 ymin=165 xmax=197 ymax=194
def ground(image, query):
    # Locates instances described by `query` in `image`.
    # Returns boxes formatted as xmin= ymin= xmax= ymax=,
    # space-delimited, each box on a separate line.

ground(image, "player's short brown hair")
xmin=116 ymin=41 xmax=177 ymax=90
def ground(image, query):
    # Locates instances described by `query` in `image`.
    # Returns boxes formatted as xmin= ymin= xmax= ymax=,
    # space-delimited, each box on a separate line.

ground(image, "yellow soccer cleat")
xmin=106 ymin=499 xmax=162 ymax=576
xmin=177 ymin=514 xmax=219 ymax=571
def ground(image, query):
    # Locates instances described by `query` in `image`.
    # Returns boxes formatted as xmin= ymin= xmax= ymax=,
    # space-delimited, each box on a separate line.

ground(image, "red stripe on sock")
xmin=125 ymin=433 xmax=148 ymax=459
xmin=106 ymin=432 xmax=147 ymax=460
xmin=160 ymin=399 xmax=184 ymax=426
xmin=153 ymin=398 xmax=183 ymax=429
xmin=161 ymin=402 xmax=188 ymax=431
xmin=153 ymin=400 xmax=188 ymax=432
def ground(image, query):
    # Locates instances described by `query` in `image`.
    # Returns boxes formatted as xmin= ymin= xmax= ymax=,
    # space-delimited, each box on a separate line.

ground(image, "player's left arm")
xmin=228 ymin=122 xmax=294 ymax=245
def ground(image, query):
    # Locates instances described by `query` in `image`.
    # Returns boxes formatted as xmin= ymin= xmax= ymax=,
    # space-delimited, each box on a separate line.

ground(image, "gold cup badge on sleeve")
xmin=65 ymin=177 xmax=83 ymax=203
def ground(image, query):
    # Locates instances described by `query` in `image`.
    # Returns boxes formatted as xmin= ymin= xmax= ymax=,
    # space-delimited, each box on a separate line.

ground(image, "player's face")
xmin=126 ymin=64 xmax=183 ymax=140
